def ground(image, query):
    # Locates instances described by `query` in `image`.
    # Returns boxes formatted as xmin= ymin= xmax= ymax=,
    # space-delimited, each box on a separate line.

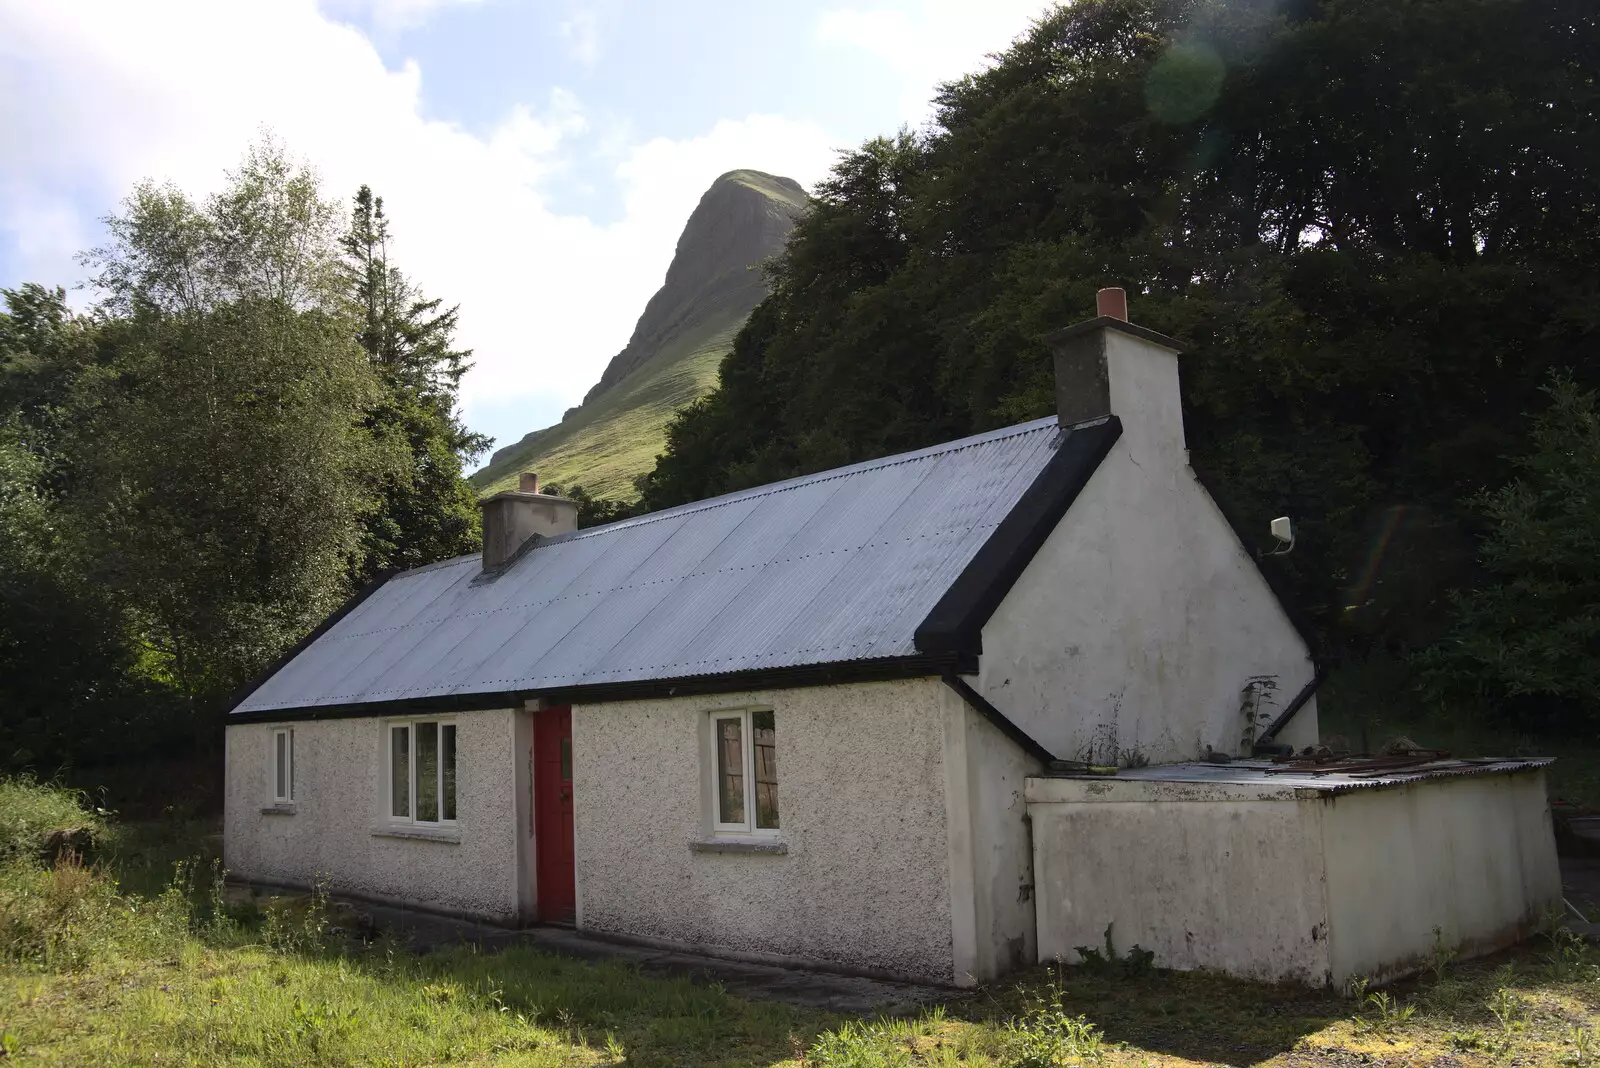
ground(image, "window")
xmin=710 ymin=709 xmax=779 ymax=834
xmin=272 ymin=728 xmax=295 ymax=803
xmin=388 ymin=720 xmax=457 ymax=824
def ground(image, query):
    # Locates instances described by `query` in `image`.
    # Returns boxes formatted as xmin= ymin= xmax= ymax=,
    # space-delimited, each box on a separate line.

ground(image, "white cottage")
xmin=225 ymin=295 xmax=1556 ymax=986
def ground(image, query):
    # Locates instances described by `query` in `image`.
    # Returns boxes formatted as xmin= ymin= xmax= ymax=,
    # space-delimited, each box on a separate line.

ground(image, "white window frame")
xmin=708 ymin=707 xmax=779 ymax=836
xmin=271 ymin=727 xmax=295 ymax=804
xmin=384 ymin=717 xmax=458 ymax=826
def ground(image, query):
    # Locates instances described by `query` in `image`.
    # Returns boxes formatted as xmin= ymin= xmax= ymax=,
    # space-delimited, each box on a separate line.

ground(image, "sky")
xmin=0 ymin=0 xmax=1050 ymax=466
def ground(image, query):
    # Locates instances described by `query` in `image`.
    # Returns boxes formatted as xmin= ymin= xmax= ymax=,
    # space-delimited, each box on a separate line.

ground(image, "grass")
xmin=4 ymin=775 xmax=1600 ymax=1066
xmin=0 ymin=777 xmax=103 ymax=860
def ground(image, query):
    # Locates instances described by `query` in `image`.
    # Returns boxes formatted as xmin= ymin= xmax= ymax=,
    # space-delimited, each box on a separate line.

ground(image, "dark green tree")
xmin=1419 ymin=374 xmax=1600 ymax=731
xmin=342 ymin=185 xmax=489 ymax=578
xmin=0 ymin=287 xmax=170 ymax=770
xmin=640 ymin=0 xmax=1600 ymax=675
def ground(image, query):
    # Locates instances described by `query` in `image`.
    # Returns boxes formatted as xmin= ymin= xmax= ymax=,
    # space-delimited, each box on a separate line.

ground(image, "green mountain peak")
xmin=471 ymin=168 xmax=807 ymax=500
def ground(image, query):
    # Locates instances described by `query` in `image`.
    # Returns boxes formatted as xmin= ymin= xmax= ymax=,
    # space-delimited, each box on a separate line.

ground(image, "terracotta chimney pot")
xmin=1096 ymin=287 xmax=1128 ymax=321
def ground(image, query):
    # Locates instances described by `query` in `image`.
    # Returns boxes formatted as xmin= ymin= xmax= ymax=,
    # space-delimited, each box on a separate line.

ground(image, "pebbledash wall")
xmin=978 ymin=327 xmax=1320 ymax=765
xmin=225 ymin=678 xmax=1038 ymax=985
xmin=570 ymin=677 xmax=1038 ymax=985
xmin=223 ymin=709 xmax=529 ymax=922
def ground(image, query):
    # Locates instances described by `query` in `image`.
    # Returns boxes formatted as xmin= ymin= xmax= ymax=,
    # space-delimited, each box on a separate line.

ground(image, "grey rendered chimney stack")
xmin=1044 ymin=289 xmax=1188 ymax=464
xmin=480 ymin=472 xmax=578 ymax=571
xmin=1045 ymin=288 xmax=1183 ymax=428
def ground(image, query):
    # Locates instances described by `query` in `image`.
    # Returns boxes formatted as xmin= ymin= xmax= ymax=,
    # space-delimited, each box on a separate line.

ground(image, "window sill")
xmin=689 ymin=836 xmax=788 ymax=855
xmin=371 ymin=824 xmax=461 ymax=844
xmin=260 ymin=804 xmax=296 ymax=816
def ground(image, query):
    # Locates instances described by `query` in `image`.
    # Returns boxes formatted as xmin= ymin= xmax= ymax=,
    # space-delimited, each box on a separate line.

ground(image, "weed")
xmin=1450 ymin=1029 xmax=1486 ymax=1052
xmin=1353 ymin=987 xmax=1417 ymax=1033
xmin=1003 ymin=976 xmax=1106 ymax=1066
xmin=1487 ymin=986 xmax=1524 ymax=1054
xmin=0 ymin=776 xmax=104 ymax=862
xmin=1570 ymin=1024 xmax=1599 ymax=1065
xmin=1074 ymin=922 xmax=1155 ymax=978
xmin=1420 ymin=975 xmax=1473 ymax=1015
xmin=808 ymin=1018 xmax=915 ymax=1067
xmin=1429 ymin=925 xmax=1458 ymax=981
xmin=258 ymin=875 xmax=332 ymax=955
xmin=807 ymin=1008 xmax=954 ymax=1067
xmin=1544 ymin=918 xmax=1593 ymax=980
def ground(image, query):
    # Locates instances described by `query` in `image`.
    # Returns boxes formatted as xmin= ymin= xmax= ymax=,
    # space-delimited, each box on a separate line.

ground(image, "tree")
xmin=0 ymin=287 xmax=173 ymax=771
xmin=3 ymin=139 xmax=500 ymax=772
xmin=341 ymin=185 xmax=489 ymax=578
xmin=87 ymin=134 xmax=342 ymax=317
xmin=1419 ymin=374 xmax=1600 ymax=731
xmin=71 ymin=139 xmax=404 ymax=710
xmin=640 ymin=0 xmax=1600 ymax=671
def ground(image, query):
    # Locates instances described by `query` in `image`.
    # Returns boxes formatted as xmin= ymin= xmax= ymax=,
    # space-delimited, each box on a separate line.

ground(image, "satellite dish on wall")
xmin=1265 ymin=516 xmax=1294 ymax=556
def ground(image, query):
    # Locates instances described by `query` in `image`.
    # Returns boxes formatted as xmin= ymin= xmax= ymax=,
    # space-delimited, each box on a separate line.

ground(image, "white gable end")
xmin=977 ymin=331 xmax=1317 ymax=765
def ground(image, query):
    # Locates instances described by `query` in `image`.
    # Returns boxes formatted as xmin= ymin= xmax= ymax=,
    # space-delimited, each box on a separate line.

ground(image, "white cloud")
xmin=558 ymin=4 xmax=609 ymax=66
xmin=322 ymin=0 xmax=482 ymax=34
xmin=817 ymin=1 xmax=1049 ymax=120
xmin=0 ymin=0 xmax=836 ymax=451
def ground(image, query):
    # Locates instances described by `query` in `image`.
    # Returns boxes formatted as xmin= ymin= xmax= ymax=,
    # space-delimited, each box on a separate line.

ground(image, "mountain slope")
xmin=471 ymin=169 xmax=807 ymax=499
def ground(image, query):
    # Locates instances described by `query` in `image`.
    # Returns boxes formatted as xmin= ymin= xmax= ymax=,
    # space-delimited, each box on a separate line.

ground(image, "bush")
xmin=0 ymin=775 xmax=103 ymax=862
xmin=0 ymin=776 xmax=203 ymax=969
xmin=0 ymin=854 xmax=192 ymax=969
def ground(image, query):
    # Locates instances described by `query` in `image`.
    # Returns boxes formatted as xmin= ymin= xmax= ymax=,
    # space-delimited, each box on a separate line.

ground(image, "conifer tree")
xmin=341 ymin=185 xmax=489 ymax=578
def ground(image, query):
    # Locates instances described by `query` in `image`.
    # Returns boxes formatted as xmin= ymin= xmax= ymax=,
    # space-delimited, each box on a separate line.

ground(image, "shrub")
xmin=0 ymin=853 xmax=189 ymax=969
xmin=0 ymin=775 xmax=104 ymax=862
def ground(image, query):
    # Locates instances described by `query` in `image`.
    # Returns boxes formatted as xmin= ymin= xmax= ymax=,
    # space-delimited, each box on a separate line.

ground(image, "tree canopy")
xmin=0 ymin=139 xmax=489 ymax=772
xmin=638 ymin=0 xmax=1600 ymax=720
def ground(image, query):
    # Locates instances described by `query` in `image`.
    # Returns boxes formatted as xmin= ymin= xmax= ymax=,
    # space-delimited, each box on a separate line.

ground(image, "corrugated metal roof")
xmin=1041 ymin=758 xmax=1552 ymax=793
xmin=235 ymin=416 xmax=1065 ymax=714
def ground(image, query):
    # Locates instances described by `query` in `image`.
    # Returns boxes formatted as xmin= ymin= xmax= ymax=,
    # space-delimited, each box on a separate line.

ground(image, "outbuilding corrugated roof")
xmin=1038 ymin=758 xmax=1553 ymax=794
xmin=234 ymin=415 xmax=1070 ymax=715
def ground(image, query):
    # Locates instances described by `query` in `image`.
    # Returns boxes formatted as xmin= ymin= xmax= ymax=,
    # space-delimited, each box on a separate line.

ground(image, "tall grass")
xmin=6 ymin=776 xmax=1598 ymax=1066
xmin=0 ymin=775 xmax=103 ymax=859
xmin=0 ymin=775 xmax=812 ymax=1065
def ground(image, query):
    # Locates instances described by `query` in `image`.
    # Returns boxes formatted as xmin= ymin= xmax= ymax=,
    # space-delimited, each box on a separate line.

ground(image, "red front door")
xmin=533 ymin=705 xmax=575 ymax=923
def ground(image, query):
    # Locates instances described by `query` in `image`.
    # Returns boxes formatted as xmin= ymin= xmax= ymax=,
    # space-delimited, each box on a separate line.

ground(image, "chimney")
xmin=480 ymin=472 xmax=578 ymax=571
xmin=1044 ymin=288 xmax=1187 ymax=461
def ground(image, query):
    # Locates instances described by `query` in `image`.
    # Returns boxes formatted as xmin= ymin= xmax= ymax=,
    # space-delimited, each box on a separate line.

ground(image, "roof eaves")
xmin=1044 ymin=316 xmax=1185 ymax=353
xmin=914 ymin=416 xmax=1122 ymax=657
xmin=225 ymin=652 xmax=974 ymax=723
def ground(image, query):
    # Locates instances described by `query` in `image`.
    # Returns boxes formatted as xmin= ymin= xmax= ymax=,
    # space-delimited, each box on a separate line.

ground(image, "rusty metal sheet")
xmin=1043 ymin=758 xmax=1553 ymax=793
